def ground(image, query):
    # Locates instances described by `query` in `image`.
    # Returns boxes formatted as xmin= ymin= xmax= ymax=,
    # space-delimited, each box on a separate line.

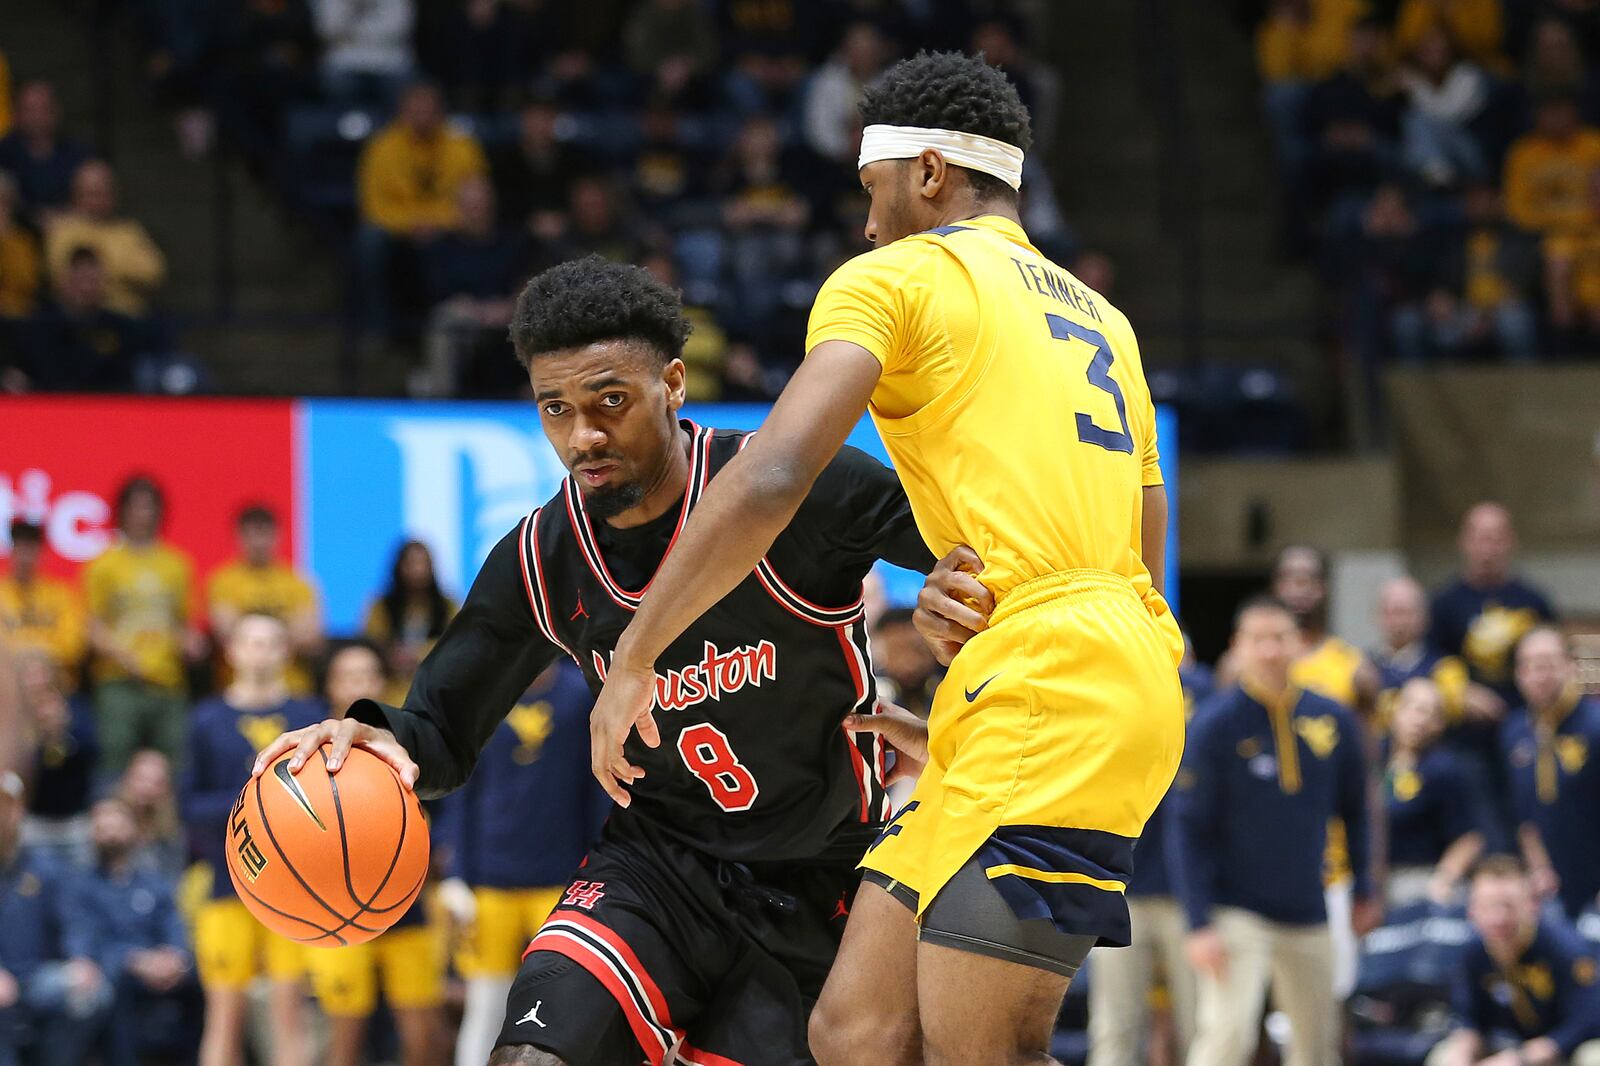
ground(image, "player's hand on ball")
xmin=844 ymin=702 xmax=928 ymax=784
xmin=915 ymin=545 xmax=995 ymax=666
xmin=590 ymin=655 xmax=660 ymax=807
xmin=250 ymin=717 xmax=420 ymax=791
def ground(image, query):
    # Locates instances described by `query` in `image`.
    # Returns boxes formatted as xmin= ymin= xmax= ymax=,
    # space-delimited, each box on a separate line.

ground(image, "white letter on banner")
xmin=387 ymin=420 xmax=547 ymax=594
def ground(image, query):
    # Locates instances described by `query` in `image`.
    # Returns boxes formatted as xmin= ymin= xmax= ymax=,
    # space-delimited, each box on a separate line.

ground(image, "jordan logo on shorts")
xmin=516 ymin=1001 xmax=547 ymax=1028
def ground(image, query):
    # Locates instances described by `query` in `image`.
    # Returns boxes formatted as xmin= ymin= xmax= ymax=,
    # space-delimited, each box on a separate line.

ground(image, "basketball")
xmin=226 ymin=745 xmax=429 ymax=947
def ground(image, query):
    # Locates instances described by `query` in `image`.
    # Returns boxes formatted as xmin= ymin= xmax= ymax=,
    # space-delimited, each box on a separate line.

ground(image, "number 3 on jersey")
xmin=1048 ymin=314 xmax=1134 ymax=455
xmin=678 ymin=723 xmax=759 ymax=812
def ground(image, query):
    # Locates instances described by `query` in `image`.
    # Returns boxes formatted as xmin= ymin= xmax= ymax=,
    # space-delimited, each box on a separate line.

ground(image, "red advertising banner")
xmin=0 ymin=397 xmax=297 ymax=587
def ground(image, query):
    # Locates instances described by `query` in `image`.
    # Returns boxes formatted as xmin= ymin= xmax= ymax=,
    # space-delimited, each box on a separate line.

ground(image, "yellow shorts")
xmin=455 ymin=886 xmax=565 ymax=978
xmin=306 ymin=923 xmax=446 ymax=1017
xmin=863 ymin=570 xmax=1185 ymax=947
xmin=194 ymin=898 xmax=308 ymax=990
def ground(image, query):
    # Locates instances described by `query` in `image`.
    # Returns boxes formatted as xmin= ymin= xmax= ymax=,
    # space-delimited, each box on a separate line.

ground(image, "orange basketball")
xmin=226 ymin=744 xmax=429 ymax=947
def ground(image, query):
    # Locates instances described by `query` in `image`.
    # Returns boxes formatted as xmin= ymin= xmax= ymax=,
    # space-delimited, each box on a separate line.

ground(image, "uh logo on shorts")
xmin=562 ymin=881 xmax=607 ymax=910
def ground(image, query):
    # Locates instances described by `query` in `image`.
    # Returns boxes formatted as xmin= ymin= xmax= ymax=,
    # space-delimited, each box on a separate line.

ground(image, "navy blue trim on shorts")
xmin=976 ymin=825 xmax=1137 ymax=948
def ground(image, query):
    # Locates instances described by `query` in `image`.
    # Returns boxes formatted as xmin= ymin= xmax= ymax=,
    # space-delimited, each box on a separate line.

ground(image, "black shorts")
xmin=495 ymin=815 xmax=858 ymax=1066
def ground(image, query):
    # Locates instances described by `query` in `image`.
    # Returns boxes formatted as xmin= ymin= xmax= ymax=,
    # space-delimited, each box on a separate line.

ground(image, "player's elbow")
xmin=743 ymin=455 xmax=815 ymax=515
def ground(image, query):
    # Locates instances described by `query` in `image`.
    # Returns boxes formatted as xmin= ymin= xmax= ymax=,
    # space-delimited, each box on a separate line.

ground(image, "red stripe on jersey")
xmin=752 ymin=564 xmax=865 ymax=628
xmin=524 ymin=509 xmax=574 ymax=659
xmin=763 ymin=562 xmax=866 ymax=619
xmin=679 ymin=1045 xmax=749 ymax=1066
xmin=523 ymin=928 xmax=671 ymax=1064
xmin=554 ymin=911 xmax=677 ymax=1030
xmin=836 ymin=626 xmax=871 ymax=821
xmin=568 ymin=423 xmax=707 ymax=610
xmin=516 ymin=513 xmax=536 ymax=611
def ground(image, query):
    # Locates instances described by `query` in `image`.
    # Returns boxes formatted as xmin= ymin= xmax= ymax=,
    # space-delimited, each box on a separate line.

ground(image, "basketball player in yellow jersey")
xmin=588 ymin=52 xmax=1186 ymax=1064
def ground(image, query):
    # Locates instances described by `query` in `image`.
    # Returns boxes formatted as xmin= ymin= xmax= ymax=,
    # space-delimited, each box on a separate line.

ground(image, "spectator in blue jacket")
xmin=180 ymin=613 xmax=321 ymax=1066
xmin=1504 ymin=627 xmax=1600 ymax=920
xmin=1384 ymin=677 xmax=1488 ymax=908
xmin=1426 ymin=855 xmax=1600 ymax=1066
xmin=0 ymin=770 xmax=110 ymax=1066
xmin=0 ymin=82 xmax=90 ymax=216
xmin=432 ymin=659 xmax=605 ymax=1066
xmin=66 ymin=796 xmax=193 ymax=1066
xmin=1431 ymin=504 xmax=1556 ymax=703
xmin=1172 ymin=595 xmax=1379 ymax=1066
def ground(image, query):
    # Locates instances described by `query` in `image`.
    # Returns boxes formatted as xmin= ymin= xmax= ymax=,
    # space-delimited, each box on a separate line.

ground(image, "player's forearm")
xmin=616 ymin=447 xmax=811 ymax=668
xmin=1141 ymin=484 xmax=1167 ymax=595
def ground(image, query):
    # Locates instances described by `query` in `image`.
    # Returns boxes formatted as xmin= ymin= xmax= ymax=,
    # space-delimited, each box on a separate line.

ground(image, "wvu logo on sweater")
xmin=1556 ymin=736 xmax=1588 ymax=774
xmin=1295 ymin=715 xmax=1340 ymax=759
xmin=237 ymin=714 xmax=288 ymax=753
xmin=507 ymin=702 xmax=554 ymax=765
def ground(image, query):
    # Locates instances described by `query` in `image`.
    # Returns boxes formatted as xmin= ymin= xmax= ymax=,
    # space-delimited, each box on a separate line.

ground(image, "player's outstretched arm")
xmin=844 ymin=702 xmax=928 ymax=785
xmin=251 ymin=718 xmax=420 ymax=789
xmin=914 ymin=546 xmax=995 ymax=666
xmin=590 ymin=341 xmax=883 ymax=806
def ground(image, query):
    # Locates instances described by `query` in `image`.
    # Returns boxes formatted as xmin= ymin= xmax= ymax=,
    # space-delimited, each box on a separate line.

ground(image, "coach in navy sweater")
xmin=1171 ymin=596 xmax=1379 ymax=1066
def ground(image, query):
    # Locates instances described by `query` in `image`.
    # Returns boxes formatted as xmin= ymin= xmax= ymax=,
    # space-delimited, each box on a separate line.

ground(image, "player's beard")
xmin=582 ymin=479 xmax=647 ymax=520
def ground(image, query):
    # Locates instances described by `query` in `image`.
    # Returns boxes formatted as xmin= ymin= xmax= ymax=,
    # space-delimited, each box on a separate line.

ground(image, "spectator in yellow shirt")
xmin=1503 ymin=94 xmax=1600 ymax=331
xmin=1392 ymin=0 xmax=1507 ymax=74
xmin=1504 ymin=95 xmax=1600 ymax=238
xmin=0 ymin=520 xmax=86 ymax=683
xmin=207 ymin=505 xmax=323 ymax=693
xmin=44 ymin=160 xmax=166 ymax=317
xmin=353 ymin=82 xmax=487 ymax=335
xmin=1257 ymin=0 xmax=1366 ymax=86
xmin=83 ymin=477 xmax=199 ymax=774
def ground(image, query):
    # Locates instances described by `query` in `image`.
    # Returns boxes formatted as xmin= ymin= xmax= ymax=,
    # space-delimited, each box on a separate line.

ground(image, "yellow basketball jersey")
xmin=806 ymin=215 xmax=1164 ymax=602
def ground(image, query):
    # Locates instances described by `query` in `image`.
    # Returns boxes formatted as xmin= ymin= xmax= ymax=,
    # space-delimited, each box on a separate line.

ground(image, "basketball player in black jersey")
xmin=251 ymin=256 xmax=981 ymax=1066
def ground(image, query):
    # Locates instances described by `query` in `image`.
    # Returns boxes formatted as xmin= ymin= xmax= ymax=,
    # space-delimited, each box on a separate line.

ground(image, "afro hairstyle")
xmin=510 ymin=255 xmax=692 ymax=368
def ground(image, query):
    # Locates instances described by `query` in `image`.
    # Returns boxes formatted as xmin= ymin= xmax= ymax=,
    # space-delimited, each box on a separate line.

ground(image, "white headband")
xmin=858 ymin=123 xmax=1025 ymax=191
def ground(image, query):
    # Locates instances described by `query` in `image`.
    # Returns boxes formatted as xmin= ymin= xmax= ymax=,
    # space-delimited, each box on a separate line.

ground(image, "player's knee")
xmin=809 ymin=998 xmax=919 ymax=1066
xmin=922 ymin=1011 xmax=1056 ymax=1066
xmin=486 ymin=1045 xmax=567 ymax=1066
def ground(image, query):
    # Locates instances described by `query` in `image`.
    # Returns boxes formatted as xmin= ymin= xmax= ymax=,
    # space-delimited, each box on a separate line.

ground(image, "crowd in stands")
xmin=1 ymin=470 xmax=1597 ymax=1065
xmin=0 ymin=80 xmax=178 ymax=395
xmin=1252 ymin=0 xmax=1600 ymax=375
xmin=0 ymin=1 xmax=1089 ymax=400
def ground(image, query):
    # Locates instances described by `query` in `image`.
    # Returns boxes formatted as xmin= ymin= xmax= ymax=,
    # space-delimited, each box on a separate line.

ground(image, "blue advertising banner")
xmin=300 ymin=400 xmax=1177 ymax=633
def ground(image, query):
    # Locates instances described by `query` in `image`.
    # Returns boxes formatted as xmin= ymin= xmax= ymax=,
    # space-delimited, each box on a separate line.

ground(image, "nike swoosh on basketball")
xmin=273 ymin=760 xmax=327 ymax=830
xmin=965 ymin=674 xmax=1000 ymax=702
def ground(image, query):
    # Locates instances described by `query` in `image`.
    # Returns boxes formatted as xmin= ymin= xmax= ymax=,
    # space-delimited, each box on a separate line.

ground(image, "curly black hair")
xmin=510 ymin=255 xmax=692 ymax=367
xmin=859 ymin=51 xmax=1033 ymax=202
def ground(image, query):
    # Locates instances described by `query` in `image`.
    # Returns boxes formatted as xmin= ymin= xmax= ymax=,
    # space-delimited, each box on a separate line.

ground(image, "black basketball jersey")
xmin=352 ymin=421 xmax=935 ymax=865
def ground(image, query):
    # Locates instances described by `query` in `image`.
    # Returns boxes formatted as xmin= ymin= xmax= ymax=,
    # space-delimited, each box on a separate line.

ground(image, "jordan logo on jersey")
xmin=592 ymin=640 xmax=778 ymax=713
